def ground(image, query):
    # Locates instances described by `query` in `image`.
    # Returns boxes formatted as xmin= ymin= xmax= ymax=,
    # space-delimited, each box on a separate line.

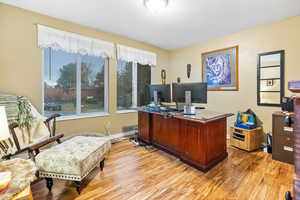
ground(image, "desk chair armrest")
xmin=27 ymin=133 xmax=64 ymax=160
xmin=45 ymin=114 xmax=61 ymax=137
xmin=45 ymin=114 xmax=61 ymax=123
xmin=27 ymin=133 xmax=64 ymax=152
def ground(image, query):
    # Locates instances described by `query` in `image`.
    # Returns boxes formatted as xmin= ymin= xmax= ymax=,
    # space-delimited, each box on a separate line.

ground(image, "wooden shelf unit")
xmin=230 ymin=126 xmax=262 ymax=151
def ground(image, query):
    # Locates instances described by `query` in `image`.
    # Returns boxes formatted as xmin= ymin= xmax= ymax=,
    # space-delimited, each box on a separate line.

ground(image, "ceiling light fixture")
xmin=144 ymin=0 xmax=169 ymax=13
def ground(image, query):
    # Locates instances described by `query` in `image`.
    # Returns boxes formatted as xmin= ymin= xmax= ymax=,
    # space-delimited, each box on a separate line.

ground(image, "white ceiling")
xmin=1 ymin=0 xmax=300 ymax=50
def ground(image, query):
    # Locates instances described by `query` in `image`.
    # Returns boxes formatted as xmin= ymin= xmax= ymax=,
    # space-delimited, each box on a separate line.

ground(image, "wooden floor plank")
xmin=31 ymin=139 xmax=294 ymax=200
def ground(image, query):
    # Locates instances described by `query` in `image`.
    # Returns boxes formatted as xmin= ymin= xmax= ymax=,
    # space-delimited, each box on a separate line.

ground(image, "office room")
xmin=0 ymin=0 xmax=300 ymax=199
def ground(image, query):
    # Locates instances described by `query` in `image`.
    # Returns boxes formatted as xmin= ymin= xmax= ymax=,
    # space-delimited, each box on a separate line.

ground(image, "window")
xmin=117 ymin=60 xmax=151 ymax=110
xmin=117 ymin=60 xmax=135 ymax=110
xmin=43 ymin=48 xmax=108 ymax=118
xmin=136 ymin=63 xmax=152 ymax=106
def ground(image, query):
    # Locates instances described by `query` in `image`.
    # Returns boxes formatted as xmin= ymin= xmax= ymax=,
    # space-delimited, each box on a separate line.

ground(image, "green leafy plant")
xmin=17 ymin=96 xmax=35 ymax=128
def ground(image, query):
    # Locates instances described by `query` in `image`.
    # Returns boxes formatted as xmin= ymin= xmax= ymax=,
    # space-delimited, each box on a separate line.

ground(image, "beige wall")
xmin=0 ymin=3 xmax=170 ymax=136
xmin=1 ymin=2 xmax=300 ymax=137
xmin=169 ymin=15 xmax=300 ymax=133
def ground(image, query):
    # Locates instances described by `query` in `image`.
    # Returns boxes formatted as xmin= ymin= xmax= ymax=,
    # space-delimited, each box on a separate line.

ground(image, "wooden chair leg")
xmin=285 ymin=191 xmax=293 ymax=200
xmin=75 ymin=181 xmax=82 ymax=194
xmin=45 ymin=178 xmax=53 ymax=192
xmin=100 ymin=158 xmax=105 ymax=171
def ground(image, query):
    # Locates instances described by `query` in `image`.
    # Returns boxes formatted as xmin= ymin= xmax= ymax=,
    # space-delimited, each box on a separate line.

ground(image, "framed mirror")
xmin=257 ymin=50 xmax=285 ymax=107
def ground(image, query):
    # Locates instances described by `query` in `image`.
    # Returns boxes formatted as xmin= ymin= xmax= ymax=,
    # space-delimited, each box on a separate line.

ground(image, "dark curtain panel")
xmin=137 ymin=64 xmax=151 ymax=106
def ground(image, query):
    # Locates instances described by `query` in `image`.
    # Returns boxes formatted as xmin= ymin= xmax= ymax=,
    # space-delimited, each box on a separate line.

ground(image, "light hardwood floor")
xmin=31 ymin=139 xmax=294 ymax=200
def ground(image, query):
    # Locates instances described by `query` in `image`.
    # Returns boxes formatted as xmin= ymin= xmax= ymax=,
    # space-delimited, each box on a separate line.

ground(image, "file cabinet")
xmin=272 ymin=111 xmax=294 ymax=164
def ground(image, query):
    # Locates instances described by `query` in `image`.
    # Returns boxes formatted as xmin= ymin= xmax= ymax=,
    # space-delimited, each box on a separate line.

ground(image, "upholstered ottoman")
xmin=35 ymin=136 xmax=111 ymax=193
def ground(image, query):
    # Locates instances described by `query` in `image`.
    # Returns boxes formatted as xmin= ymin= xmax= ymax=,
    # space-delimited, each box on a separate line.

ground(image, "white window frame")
xmin=116 ymin=61 xmax=138 ymax=113
xmin=132 ymin=62 xmax=138 ymax=108
xmin=41 ymin=48 xmax=109 ymax=120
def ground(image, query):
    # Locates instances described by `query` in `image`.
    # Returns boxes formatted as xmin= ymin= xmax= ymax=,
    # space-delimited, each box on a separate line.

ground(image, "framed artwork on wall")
xmin=202 ymin=46 xmax=239 ymax=91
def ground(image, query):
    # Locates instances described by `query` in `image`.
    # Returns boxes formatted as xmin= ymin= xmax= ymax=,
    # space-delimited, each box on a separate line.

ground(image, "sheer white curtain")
xmin=37 ymin=25 xmax=114 ymax=58
xmin=117 ymin=44 xmax=157 ymax=66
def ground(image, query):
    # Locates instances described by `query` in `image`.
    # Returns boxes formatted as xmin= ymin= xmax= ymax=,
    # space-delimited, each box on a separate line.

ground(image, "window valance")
xmin=37 ymin=25 xmax=114 ymax=58
xmin=117 ymin=45 xmax=157 ymax=66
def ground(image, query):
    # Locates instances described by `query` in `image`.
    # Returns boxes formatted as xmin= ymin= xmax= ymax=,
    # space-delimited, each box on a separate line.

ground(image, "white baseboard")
xmin=107 ymin=130 xmax=136 ymax=140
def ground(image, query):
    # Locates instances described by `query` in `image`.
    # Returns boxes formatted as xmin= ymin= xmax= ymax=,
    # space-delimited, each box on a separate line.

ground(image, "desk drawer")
xmin=272 ymin=145 xmax=294 ymax=164
xmin=273 ymin=129 xmax=294 ymax=148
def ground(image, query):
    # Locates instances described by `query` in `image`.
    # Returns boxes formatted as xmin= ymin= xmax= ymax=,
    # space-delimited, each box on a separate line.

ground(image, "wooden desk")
xmin=138 ymin=110 xmax=233 ymax=172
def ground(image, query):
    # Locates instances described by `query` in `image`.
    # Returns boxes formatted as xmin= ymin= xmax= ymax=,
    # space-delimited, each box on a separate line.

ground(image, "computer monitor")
xmin=172 ymin=82 xmax=207 ymax=104
xmin=148 ymin=84 xmax=171 ymax=104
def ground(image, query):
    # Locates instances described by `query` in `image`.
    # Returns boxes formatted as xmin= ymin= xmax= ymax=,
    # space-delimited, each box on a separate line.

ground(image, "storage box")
xmin=230 ymin=126 xmax=262 ymax=151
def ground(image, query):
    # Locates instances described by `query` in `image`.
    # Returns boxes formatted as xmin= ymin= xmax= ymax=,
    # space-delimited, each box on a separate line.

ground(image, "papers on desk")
xmin=194 ymin=110 xmax=227 ymax=120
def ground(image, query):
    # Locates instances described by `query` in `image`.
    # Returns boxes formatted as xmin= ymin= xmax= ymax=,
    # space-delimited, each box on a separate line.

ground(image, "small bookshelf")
xmin=230 ymin=126 xmax=262 ymax=151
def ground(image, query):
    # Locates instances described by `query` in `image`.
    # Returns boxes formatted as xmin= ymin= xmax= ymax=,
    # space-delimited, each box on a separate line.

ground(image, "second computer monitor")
xmin=149 ymin=84 xmax=171 ymax=103
xmin=172 ymin=82 xmax=207 ymax=104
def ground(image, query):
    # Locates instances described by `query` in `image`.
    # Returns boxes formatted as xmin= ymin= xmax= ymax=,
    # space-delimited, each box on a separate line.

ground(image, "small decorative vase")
xmin=161 ymin=69 xmax=167 ymax=84
xmin=187 ymin=64 xmax=191 ymax=78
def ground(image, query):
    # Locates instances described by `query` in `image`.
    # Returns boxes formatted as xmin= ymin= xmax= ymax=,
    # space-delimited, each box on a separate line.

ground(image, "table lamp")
xmin=0 ymin=106 xmax=12 ymax=192
xmin=0 ymin=106 xmax=10 ymax=141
